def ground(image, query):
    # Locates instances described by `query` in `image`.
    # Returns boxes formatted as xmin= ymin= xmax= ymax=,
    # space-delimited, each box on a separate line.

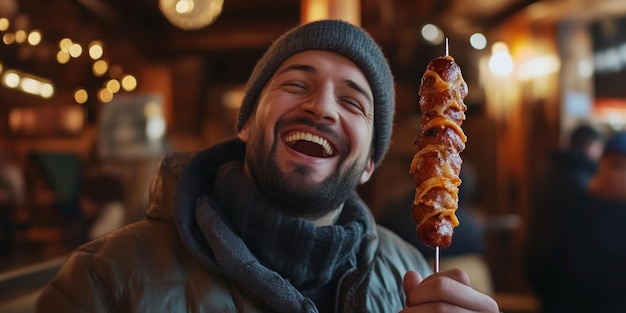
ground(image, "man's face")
xmin=238 ymin=50 xmax=376 ymax=217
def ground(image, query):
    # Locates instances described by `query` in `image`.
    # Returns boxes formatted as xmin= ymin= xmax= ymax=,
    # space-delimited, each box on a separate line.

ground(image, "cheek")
xmin=247 ymin=100 xmax=276 ymax=130
xmin=255 ymin=94 xmax=292 ymax=126
xmin=348 ymin=119 xmax=374 ymax=154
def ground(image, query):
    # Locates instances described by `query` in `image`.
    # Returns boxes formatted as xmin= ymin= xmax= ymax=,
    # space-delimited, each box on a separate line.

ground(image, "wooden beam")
xmin=157 ymin=22 xmax=298 ymax=53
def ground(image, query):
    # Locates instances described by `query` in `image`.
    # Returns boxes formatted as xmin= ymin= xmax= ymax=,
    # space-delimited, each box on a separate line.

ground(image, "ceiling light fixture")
xmin=159 ymin=0 xmax=224 ymax=30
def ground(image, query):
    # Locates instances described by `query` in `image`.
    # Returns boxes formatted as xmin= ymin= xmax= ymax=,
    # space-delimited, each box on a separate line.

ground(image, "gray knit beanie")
xmin=235 ymin=19 xmax=395 ymax=167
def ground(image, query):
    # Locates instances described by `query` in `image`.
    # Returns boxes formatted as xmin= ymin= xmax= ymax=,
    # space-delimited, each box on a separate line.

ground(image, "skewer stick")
xmin=434 ymin=246 xmax=440 ymax=272
xmin=433 ymin=37 xmax=450 ymax=274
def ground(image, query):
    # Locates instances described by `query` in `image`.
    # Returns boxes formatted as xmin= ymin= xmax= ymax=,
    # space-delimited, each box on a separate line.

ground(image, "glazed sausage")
xmin=409 ymin=55 xmax=468 ymax=248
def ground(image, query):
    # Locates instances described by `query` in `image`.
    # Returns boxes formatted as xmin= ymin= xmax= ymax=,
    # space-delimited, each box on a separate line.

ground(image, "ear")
xmin=358 ymin=154 xmax=375 ymax=184
xmin=237 ymin=119 xmax=252 ymax=142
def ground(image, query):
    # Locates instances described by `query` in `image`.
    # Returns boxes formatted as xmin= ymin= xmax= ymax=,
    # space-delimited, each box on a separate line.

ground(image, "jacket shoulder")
xmin=36 ymin=220 xmax=247 ymax=312
xmin=146 ymin=151 xmax=197 ymax=221
xmin=375 ymin=225 xmax=432 ymax=277
xmin=355 ymin=226 xmax=431 ymax=312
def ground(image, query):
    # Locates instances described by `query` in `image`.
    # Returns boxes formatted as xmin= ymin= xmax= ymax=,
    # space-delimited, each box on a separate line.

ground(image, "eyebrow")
xmin=276 ymin=63 xmax=373 ymax=104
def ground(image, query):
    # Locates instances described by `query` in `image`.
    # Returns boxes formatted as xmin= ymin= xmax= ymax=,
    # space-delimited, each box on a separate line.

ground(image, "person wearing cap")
xmin=523 ymin=124 xmax=605 ymax=313
xmin=36 ymin=20 xmax=498 ymax=312
xmin=546 ymin=130 xmax=626 ymax=313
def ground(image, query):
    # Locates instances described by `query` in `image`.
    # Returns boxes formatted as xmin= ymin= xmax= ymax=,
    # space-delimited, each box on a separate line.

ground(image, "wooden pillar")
xmin=301 ymin=0 xmax=360 ymax=25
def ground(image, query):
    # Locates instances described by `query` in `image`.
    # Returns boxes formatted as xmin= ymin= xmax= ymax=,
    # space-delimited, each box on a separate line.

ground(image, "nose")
xmin=301 ymin=85 xmax=339 ymax=122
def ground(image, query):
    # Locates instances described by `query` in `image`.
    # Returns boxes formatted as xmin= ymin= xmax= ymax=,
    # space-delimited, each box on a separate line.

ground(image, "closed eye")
xmin=282 ymin=81 xmax=308 ymax=93
xmin=341 ymin=97 xmax=365 ymax=113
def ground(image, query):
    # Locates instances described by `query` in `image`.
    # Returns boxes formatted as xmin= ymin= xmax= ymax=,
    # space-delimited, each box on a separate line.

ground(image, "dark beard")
xmin=245 ymin=121 xmax=368 ymax=219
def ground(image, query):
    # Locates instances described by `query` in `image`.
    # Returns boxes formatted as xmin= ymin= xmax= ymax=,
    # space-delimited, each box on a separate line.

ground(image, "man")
xmin=574 ymin=131 xmax=626 ymax=312
xmin=36 ymin=20 xmax=498 ymax=312
xmin=524 ymin=124 xmax=603 ymax=313
xmin=531 ymin=131 xmax=626 ymax=313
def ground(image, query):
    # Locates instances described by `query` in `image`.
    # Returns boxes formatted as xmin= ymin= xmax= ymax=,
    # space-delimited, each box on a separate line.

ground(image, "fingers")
xmin=403 ymin=268 xmax=499 ymax=312
xmin=422 ymin=267 xmax=471 ymax=285
xmin=403 ymin=270 xmax=422 ymax=305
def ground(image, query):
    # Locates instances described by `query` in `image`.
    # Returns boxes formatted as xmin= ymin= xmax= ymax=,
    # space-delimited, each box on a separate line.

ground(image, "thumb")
xmin=403 ymin=270 xmax=423 ymax=303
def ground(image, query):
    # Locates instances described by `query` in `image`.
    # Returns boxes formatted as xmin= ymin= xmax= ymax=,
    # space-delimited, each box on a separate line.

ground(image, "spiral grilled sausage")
xmin=409 ymin=55 xmax=468 ymax=248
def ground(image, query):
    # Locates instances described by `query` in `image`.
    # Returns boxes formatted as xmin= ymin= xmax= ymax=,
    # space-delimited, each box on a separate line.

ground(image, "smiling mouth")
xmin=284 ymin=131 xmax=335 ymax=158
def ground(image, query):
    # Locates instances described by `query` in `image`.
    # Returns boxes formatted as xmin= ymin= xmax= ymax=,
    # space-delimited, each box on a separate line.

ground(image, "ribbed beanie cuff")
xmin=235 ymin=19 xmax=395 ymax=166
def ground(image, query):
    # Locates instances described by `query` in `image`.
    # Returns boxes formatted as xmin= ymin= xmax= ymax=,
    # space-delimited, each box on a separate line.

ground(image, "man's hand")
xmin=401 ymin=269 xmax=500 ymax=312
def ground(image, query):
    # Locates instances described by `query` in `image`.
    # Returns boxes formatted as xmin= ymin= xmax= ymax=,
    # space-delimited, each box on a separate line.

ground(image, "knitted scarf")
xmin=176 ymin=142 xmax=369 ymax=312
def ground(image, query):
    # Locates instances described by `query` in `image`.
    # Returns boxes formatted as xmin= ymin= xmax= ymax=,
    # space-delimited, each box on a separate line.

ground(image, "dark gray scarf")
xmin=175 ymin=142 xmax=369 ymax=312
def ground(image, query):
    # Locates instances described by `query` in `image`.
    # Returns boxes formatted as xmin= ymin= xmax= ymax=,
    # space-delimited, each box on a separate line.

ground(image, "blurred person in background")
xmin=524 ymin=123 xmax=604 ymax=313
xmin=562 ymin=130 xmax=626 ymax=312
xmin=547 ymin=124 xmax=604 ymax=190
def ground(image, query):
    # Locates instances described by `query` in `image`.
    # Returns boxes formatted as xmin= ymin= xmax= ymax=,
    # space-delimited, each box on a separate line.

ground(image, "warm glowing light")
xmin=145 ymin=101 xmax=166 ymax=139
xmin=222 ymin=88 xmax=244 ymax=109
xmin=2 ymin=70 xmax=54 ymax=98
xmin=3 ymin=33 xmax=15 ymax=45
xmin=69 ymin=43 xmax=82 ymax=58
xmin=74 ymin=89 xmax=89 ymax=104
xmin=517 ymin=55 xmax=561 ymax=80
xmin=176 ymin=0 xmax=194 ymax=13
xmin=88 ymin=41 xmax=103 ymax=59
xmin=0 ymin=18 xmax=9 ymax=31
xmin=303 ymin=0 xmax=328 ymax=21
xmin=27 ymin=30 xmax=42 ymax=45
xmin=93 ymin=59 xmax=109 ymax=76
xmin=18 ymin=77 xmax=54 ymax=98
xmin=0 ymin=63 xmax=3 ymax=75
xmin=9 ymin=109 xmax=26 ymax=131
xmin=59 ymin=38 xmax=73 ymax=51
xmin=121 ymin=74 xmax=137 ymax=91
xmin=14 ymin=30 xmax=26 ymax=43
xmin=470 ymin=33 xmax=487 ymax=50
xmin=56 ymin=50 xmax=70 ymax=64
xmin=64 ymin=107 xmax=85 ymax=132
xmin=144 ymin=101 xmax=163 ymax=117
xmin=40 ymin=83 xmax=54 ymax=98
xmin=98 ymin=88 xmax=113 ymax=103
xmin=20 ymin=77 xmax=41 ymax=94
xmin=421 ymin=24 xmax=444 ymax=45
xmin=106 ymin=79 xmax=120 ymax=93
xmin=159 ymin=0 xmax=224 ymax=30
xmin=3 ymin=71 xmax=20 ymax=88
xmin=488 ymin=42 xmax=514 ymax=76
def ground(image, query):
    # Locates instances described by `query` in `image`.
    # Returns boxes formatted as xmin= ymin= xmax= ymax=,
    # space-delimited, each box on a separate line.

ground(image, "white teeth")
xmin=285 ymin=131 xmax=334 ymax=156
